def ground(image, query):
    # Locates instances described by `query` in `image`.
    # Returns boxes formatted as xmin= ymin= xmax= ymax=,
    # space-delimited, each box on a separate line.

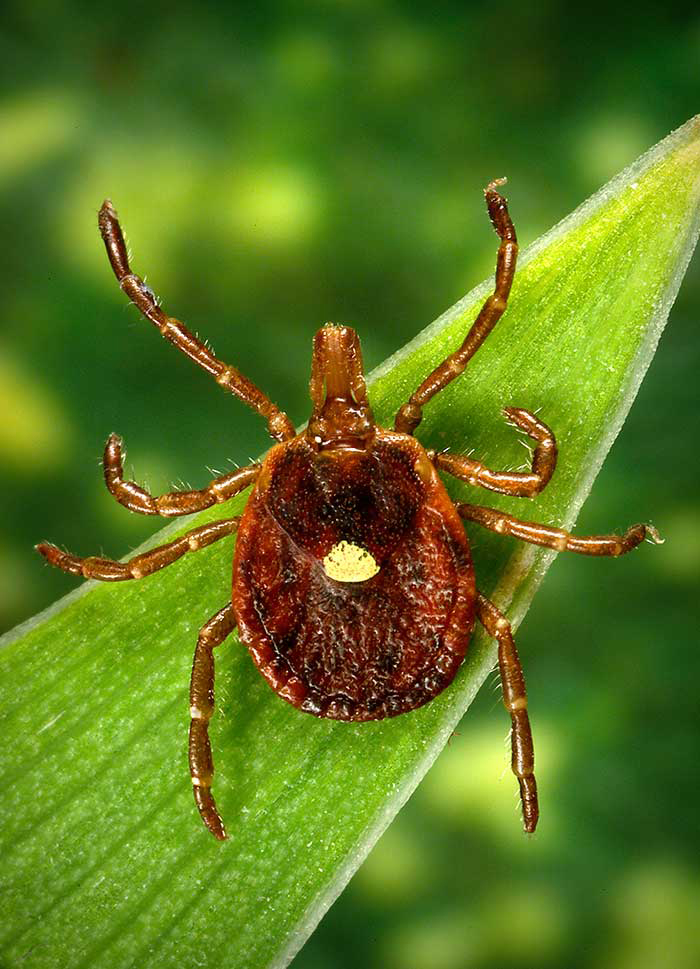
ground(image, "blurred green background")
xmin=1 ymin=2 xmax=699 ymax=967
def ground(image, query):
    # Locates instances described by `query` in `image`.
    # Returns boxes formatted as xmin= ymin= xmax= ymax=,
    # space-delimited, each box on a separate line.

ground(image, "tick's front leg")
xmin=432 ymin=408 xmax=557 ymax=498
xmin=476 ymin=593 xmax=538 ymax=833
xmin=189 ymin=602 xmax=237 ymax=840
xmin=98 ymin=201 xmax=295 ymax=442
xmin=395 ymin=180 xmax=518 ymax=435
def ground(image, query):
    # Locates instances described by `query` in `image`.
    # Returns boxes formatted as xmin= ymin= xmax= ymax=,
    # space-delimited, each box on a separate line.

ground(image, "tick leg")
xmin=98 ymin=201 xmax=295 ymax=443
xmin=395 ymin=180 xmax=518 ymax=435
xmin=36 ymin=518 xmax=239 ymax=581
xmin=103 ymin=433 xmax=260 ymax=516
xmin=189 ymin=602 xmax=236 ymax=840
xmin=476 ymin=593 xmax=538 ymax=833
xmin=458 ymin=504 xmax=663 ymax=556
xmin=431 ymin=408 xmax=557 ymax=497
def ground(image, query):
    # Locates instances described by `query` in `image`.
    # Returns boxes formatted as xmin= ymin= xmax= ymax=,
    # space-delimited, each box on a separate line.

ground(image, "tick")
xmin=37 ymin=181 xmax=661 ymax=840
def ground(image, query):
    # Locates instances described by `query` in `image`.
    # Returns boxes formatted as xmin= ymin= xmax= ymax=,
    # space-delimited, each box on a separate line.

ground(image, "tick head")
xmin=307 ymin=324 xmax=375 ymax=451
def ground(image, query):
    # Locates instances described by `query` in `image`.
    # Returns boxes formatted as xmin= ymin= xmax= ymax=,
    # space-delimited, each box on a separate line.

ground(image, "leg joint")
xmin=216 ymin=366 xmax=235 ymax=386
xmin=507 ymin=695 xmax=528 ymax=712
xmin=190 ymin=704 xmax=212 ymax=721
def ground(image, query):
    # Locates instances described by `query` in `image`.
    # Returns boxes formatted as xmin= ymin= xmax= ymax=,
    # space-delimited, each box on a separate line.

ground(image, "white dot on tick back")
xmin=322 ymin=541 xmax=380 ymax=582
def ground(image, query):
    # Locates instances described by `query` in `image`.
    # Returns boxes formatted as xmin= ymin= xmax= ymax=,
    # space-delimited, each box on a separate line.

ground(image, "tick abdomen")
xmin=233 ymin=433 xmax=476 ymax=721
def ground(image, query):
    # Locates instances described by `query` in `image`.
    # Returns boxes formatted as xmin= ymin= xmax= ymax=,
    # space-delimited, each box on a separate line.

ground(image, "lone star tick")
xmin=37 ymin=180 xmax=662 ymax=840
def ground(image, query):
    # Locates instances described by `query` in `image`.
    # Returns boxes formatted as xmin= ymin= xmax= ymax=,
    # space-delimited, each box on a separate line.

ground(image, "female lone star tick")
xmin=37 ymin=180 xmax=661 ymax=840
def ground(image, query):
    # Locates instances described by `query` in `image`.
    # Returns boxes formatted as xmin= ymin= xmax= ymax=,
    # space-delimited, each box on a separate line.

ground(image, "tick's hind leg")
xmin=477 ymin=593 xmax=538 ymax=833
xmin=36 ymin=518 xmax=239 ymax=581
xmin=189 ymin=602 xmax=236 ymax=840
xmin=432 ymin=408 xmax=557 ymax=498
xmin=459 ymin=504 xmax=663 ymax=555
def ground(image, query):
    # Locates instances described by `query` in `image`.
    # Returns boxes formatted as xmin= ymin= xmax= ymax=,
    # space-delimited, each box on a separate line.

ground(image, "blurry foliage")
xmin=0 ymin=2 xmax=698 ymax=968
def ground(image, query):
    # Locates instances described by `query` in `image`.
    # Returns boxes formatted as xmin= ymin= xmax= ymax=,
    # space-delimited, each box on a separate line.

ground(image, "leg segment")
xmin=36 ymin=518 xmax=239 ymax=581
xmin=476 ymin=593 xmax=538 ymax=833
xmin=189 ymin=602 xmax=237 ymax=840
xmin=432 ymin=408 xmax=557 ymax=498
xmin=98 ymin=201 xmax=295 ymax=443
xmin=103 ymin=433 xmax=260 ymax=516
xmin=395 ymin=180 xmax=518 ymax=435
xmin=458 ymin=504 xmax=663 ymax=556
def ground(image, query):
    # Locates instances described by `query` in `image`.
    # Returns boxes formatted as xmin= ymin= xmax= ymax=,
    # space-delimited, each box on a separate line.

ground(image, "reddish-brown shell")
xmin=232 ymin=429 xmax=476 ymax=721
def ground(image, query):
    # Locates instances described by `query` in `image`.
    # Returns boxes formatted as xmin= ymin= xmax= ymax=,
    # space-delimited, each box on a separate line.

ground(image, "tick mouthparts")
xmin=307 ymin=324 xmax=376 ymax=448
xmin=310 ymin=324 xmax=369 ymax=408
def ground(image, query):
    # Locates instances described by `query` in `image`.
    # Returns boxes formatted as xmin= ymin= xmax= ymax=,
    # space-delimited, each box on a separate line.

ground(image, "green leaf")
xmin=2 ymin=117 xmax=699 ymax=969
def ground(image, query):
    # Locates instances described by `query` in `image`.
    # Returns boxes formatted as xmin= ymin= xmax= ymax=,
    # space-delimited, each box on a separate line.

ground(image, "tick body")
xmin=38 ymin=182 xmax=661 ymax=840
xmin=234 ymin=425 xmax=476 ymax=722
